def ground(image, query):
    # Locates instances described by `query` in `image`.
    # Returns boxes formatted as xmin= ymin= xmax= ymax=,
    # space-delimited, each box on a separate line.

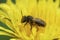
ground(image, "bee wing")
xmin=33 ymin=18 xmax=46 ymax=27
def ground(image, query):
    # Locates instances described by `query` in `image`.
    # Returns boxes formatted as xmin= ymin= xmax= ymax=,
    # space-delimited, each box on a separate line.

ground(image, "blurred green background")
xmin=0 ymin=0 xmax=16 ymax=4
xmin=0 ymin=0 xmax=16 ymax=40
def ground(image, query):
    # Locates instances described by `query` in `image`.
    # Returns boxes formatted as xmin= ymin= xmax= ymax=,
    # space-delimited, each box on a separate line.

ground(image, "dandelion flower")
xmin=0 ymin=0 xmax=60 ymax=40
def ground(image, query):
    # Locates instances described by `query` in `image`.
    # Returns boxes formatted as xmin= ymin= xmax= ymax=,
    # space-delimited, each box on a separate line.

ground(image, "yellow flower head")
xmin=0 ymin=0 xmax=60 ymax=40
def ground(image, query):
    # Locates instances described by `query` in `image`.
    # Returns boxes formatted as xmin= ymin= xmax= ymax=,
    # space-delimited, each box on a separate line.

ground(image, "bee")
xmin=21 ymin=16 xmax=33 ymax=27
xmin=21 ymin=11 xmax=46 ymax=29
xmin=53 ymin=38 xmax=59 ymax=40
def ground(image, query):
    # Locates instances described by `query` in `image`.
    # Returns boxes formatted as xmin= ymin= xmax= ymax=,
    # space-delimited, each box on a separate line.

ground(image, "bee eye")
xmin=21 ymin=16 xmax=27 ymax=23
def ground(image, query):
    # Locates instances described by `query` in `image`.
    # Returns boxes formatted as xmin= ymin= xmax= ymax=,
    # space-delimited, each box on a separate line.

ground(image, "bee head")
xmin=21 ymin=16 xmax=27 ymax=23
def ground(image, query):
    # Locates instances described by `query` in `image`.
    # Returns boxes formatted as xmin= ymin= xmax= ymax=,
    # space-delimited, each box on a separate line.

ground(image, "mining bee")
xmin=21 ymin=11 xmax=46 ymax=30
xmin=53 ymin=38 xmax=59 ymax=40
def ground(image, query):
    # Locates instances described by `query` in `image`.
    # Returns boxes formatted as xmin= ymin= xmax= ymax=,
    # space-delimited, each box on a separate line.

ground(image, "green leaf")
xmin=0 ymin=21 xmax=14 ymax=32
xmin=11 ymin=0 xmax=16 ymax=4
xmin=0 ymin=0 xmax=6 ymax=3
xmin=0 ymin=35 xmax=12 ymax=40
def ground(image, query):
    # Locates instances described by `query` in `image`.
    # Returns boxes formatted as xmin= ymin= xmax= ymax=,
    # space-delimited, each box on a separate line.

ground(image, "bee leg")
xmin=30 ymin=24 xmax=32 ymax=30
xmin=36 ymin=26 xmax=39 ymax=32
xmin=29 ymin=21 xmax=33 ymax=30
xmin=29 ymin=25 xmax=32 ymax=33
xmin=29 ymin=23 xmax=32 ymax=30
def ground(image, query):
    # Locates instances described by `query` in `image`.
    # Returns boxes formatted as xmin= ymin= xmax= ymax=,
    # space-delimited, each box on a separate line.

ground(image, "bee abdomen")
xmin=34 ymin=18 xmax=46 ymax=27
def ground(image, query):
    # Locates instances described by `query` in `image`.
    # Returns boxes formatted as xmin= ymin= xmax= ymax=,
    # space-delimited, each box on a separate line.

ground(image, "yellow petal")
xmin=0 ymin=19 xmax=15 ymax=32
xmin=0 ymin=11 xmax=15 ymax=32
xmin=0 ymin=31 xmax=14 ymax=37
xmin=16 ymin=0 xmax=37 ymax=16
xmin=10 ymin=38 xmax=17 ymax=40
xmin=32 ymin=27 xmax=37 ymax=37
xmin=0 ymin=4 xmax=22 ymax=35
xmin=0 ymin=10 xmax=8 ymax=18
xmin=10 ymin=38 xmax=23 ymax=40
xmin=0 ymin=27 xmax=19 ymax=38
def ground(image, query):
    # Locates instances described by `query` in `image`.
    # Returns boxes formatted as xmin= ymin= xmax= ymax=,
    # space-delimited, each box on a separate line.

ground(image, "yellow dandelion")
xmin=0 ymin=0 xmax=60 ymax=40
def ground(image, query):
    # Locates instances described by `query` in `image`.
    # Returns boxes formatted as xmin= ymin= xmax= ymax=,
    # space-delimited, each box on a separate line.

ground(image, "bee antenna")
xmin=21 ymin=10 xmax=23 ymax=17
